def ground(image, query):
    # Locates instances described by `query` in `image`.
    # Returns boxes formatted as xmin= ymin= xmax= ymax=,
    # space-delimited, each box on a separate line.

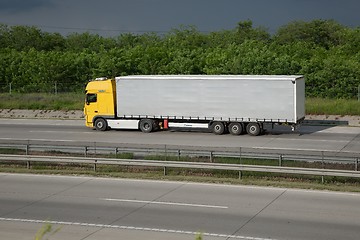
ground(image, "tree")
xmin=274 ymin=19 xmax=345 ymax=49
xmin=236 ymin=20 xmax=270 ymax=43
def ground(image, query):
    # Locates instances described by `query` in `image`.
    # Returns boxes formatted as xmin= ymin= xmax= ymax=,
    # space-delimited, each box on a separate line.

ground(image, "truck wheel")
xmin=211 ymin=122 xmax=225 ymax=135
xmin=228 ymin=122 xmax=243 ymax=135
xmin=139 ymin=119 xmax=154 ymax=133
xmin=94 ymin=118 xmax=108 ymax=131
xmin=246 ymin=122 xmax=261 ymax=136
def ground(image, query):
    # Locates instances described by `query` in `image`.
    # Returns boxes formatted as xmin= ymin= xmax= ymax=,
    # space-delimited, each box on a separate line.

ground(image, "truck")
xmin=84 ymin=75 xmax=305 ymax=136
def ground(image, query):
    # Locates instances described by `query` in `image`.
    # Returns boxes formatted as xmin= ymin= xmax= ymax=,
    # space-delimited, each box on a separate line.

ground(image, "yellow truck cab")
xmin=84 ymin=78 xmax=116 ymax=130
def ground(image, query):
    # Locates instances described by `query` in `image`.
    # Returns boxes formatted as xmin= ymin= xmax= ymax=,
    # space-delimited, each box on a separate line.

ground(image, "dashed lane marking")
xmin=102 ymin=198 xmax=229 ymax=209
xmin=0 ymin=217 xmax=276 ymax=240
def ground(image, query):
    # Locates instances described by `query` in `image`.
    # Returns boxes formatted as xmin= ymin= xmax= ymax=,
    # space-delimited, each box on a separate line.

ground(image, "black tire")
xmin=211 ymin=121 xmax=225 ymax=135
xmin=228 ymin=122 xmax=243 ymax=135
xmin=139 ymin=119 xmax=154 ymax=133
xmin=246 ymin=122 xmax=261 ymax=136
xmin=94 ymin=118 xmax=108 ymax=131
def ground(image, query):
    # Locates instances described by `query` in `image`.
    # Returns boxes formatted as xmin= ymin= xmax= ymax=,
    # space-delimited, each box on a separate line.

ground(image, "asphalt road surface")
xmin=0 ymin=119 xmax=359 ymax=154
xmin=0 ymin=173 xmax=359 ymax=240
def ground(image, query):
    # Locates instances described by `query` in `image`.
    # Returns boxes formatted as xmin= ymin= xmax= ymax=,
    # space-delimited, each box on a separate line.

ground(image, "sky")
xmin=0 ymin=0 xmax=359 ymax=36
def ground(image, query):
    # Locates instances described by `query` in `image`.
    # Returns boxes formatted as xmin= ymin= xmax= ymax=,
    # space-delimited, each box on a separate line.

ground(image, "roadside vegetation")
xmin=1 ymin=92 xmax=359 ymax=115
xmin=0 ymin=19 xmax=360 ymax=100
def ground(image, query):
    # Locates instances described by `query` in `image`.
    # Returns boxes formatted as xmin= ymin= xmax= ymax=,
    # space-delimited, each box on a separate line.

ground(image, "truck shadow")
xmin=265 ymin=119 xmax=349 ymax=136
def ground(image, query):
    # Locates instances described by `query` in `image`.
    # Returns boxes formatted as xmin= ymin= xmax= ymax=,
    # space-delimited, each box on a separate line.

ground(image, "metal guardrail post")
xmin=356 ymin=158 xmax=359 ymax=171
xmin=210 ymin=151 xmax=213 ymax=163
xmin=94 ymin=160 xmax=97 ymax=172
xmin=164 ymin=167 xmax=167 ymax=176
xmin=239 ymin=147 xmax=242 ymax=164
xmin=26 ymin=144 xmax=29 ymax=155
xmin=239 ymin=171 xmax=242 ymax=179
xmin=165 ymin=145 xmax=167 ymax=161
xmin=279 ymin=155 xmax=283 ymax=166
xmin=115 ymin=147 xmax=118 ymax=158
xmin=27 ymin=160 xmax=30 ymax=169
xmin=94 ymin=142 xmax=96 ymax=156
xmin=84 ymin=146 xmax=88 ymax=157
xmin=177 ymin=150 xmax=181 ymax=161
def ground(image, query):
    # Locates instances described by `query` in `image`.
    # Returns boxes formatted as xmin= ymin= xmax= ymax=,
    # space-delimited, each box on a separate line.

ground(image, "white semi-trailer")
xmin=84 ymin=75 xmax=305 ymax=136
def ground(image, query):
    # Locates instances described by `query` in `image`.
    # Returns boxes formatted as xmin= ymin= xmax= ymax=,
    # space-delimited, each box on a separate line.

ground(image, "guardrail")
xmin=1 ymin=154 xmax=360 ymax=182
xmin=0 ymin=142 xmax=359 ymax=170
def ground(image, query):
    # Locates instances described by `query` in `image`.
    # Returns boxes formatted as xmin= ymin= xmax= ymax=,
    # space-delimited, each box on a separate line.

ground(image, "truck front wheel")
xmin=94 ymin=118 xmax=108 ymax=131
xmin=246 ymin=122 xmax=261 ymax=136
xmin=139 ymin=119 xmax=154 ymax=133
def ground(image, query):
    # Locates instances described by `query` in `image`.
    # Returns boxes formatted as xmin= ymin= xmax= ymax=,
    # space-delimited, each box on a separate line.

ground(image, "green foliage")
xmin=0 ymin=20 xmax=360 ymax=99
xmin=34 ymin=223 xmax=61 ymax=240
xmin=0 ymin=93 xmax=83 ymax=110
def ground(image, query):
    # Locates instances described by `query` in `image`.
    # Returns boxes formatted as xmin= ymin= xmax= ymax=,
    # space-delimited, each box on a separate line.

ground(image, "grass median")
xmin=1 ymin=149 xmax=359 ymax=192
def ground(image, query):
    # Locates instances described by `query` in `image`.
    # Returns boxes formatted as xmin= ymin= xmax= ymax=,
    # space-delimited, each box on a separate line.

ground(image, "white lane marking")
xmin=0 ymin=217 xmax=276 ymax=240
xmin=29 ymin=131 xmax=93 ymax=134
xmin=0 ymin=138 xmax=84 ymax=142
xmin=102 ymin=198 xmax=228 ymax=209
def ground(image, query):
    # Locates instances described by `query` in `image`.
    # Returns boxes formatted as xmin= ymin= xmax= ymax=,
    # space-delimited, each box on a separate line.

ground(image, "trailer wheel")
xmin=211 ymin=122 xmax=225 ymax=135
xmin=246 ymin=122 xmax=261 ymax=136
xmin=139 ymin=119 xmax=154 ymax=133
xmin=228 ymin=122 xmax=243 ymax=135
xmin=94 ymin=118 xmax=108 ymax=131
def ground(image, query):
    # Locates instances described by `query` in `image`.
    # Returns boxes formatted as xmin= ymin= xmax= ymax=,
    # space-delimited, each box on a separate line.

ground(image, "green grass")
xmin=306 ymin=98 xmax=360 ymax=115
xmin=0 ymin=93 xmax=83 ymax=110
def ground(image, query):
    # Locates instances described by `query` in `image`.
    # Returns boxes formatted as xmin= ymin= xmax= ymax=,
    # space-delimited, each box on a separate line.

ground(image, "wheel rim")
xmin=232 ymin=125 xmax=239 ymax=132
xmin=97 ymin=122 xmax=103 ymax=129
xmin=249 ymin=126 xmax=256 ymax=133
xmin=143 ymin=123 xmax=150 ymax=130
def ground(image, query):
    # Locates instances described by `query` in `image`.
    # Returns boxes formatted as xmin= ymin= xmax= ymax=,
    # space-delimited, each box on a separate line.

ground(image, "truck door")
xmin=84 ymin=93 xmax=98 ymax=127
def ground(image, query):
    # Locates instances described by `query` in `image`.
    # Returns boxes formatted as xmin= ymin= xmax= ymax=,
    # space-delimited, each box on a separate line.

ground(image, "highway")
xmin=1 ymin=119 xmax=360 ymax=239
xmin=0 ymin=119 xmax=359 ymax=153
xmin=0 ymin=173 xmax=360 ymax=240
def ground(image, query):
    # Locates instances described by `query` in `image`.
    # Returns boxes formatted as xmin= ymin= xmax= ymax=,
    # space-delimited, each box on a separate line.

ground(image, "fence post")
xmin=54 ymin=81 xmax=58 ymax=95
xmin=279 ymin=155 xmax=283 ymax=166
xmin=9 ymin=82 xmax=12 ymax=94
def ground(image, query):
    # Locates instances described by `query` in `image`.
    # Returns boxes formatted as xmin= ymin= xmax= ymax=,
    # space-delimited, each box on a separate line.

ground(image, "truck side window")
xmin=86 ymin=93 xmax=97 ymax=104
